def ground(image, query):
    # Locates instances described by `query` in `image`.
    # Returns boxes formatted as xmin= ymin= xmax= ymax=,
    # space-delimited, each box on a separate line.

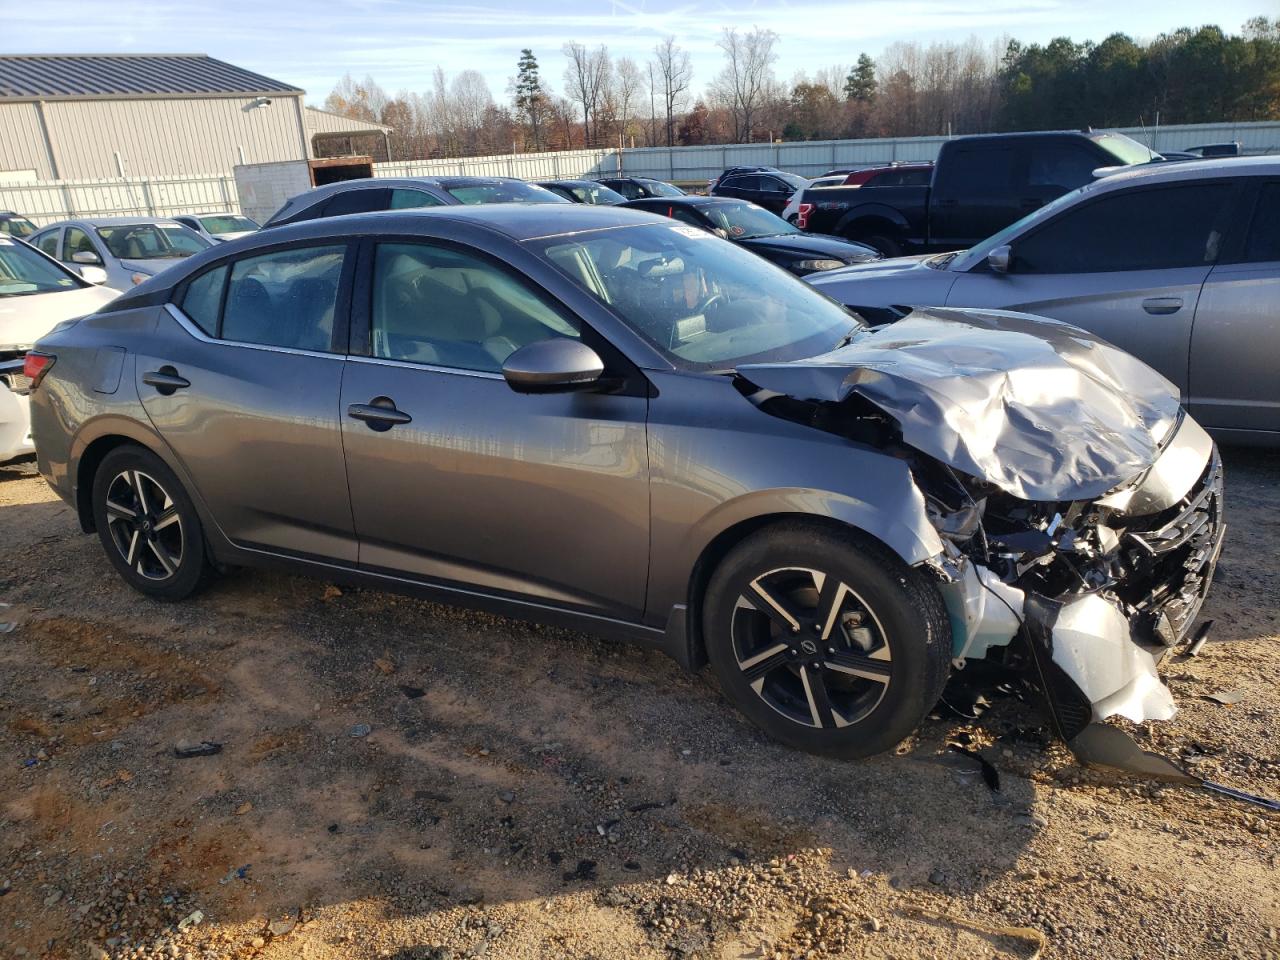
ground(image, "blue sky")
xmin=2 ymin=0 xmax=1271 ymax=104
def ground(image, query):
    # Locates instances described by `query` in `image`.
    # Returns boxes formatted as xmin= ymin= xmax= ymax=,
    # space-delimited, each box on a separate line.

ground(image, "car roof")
xmin=1086 ymin=154 xmax=1279 ymax=192
xmin=275 ymin=203 xmax=669 ymax=245
xmin=630 ymin=195 xmax=734 ymax=208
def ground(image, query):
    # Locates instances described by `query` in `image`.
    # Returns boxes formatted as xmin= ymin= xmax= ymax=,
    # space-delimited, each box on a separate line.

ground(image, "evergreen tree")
xmin=844 ymin=53 xmax=877 ymax=101
xmin=514 ymin=49 xmax=546 ymax=150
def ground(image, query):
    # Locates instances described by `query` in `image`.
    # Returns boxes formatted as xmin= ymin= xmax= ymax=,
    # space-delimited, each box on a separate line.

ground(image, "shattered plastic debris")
xmin=738 ymin=307 xmax=1181 ymax=500
xmin=173 ymin=740 xmax=222 ymax=758
xmin=176 ymin=909 xmax=204 ymax=932
xmin=948 ymin=744 xmax=1001 ymax=793
xmin=1205 ymin=688 xmax=1245 ymax=706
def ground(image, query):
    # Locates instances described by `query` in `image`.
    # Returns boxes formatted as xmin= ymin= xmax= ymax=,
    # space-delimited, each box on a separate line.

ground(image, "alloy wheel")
xmin=103 ymin=470 xmax=185 ymax=581
xmin=731 ymin=566 xmax=892 ymax=729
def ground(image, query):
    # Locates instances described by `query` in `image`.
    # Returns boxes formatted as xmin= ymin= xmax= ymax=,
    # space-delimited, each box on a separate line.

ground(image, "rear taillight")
xmin=797 ymin=203 xmax=814 ymax=230
xmin=23 ymin=351 xmax=55 ymax=388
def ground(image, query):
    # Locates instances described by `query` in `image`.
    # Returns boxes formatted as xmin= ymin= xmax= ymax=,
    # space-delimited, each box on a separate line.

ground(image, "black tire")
xmin=91 ymin=445 xmax=210 ymax=601
xmin=703 ymin=522 xmax=951 ymax=759
xmin=859 ymin=233 xmax=902 ymax=258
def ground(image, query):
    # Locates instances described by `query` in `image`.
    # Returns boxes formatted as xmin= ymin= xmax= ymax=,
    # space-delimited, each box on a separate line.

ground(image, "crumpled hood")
xmin=806 ymin=252 xmax=937 ymax=283
xmin=738 ymin=307 xmax=1182 ymax=501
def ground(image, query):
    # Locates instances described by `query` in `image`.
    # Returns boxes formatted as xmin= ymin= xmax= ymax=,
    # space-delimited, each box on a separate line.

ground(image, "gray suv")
xmin=26 ymin=205 xmax=1222 ymax=762
xmin=808 ymin=156 xmax=1280 ymax=445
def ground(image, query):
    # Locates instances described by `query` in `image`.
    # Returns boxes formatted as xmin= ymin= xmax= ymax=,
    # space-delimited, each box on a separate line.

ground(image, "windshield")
xmin=703 ymin=201 xmax=800 ymax=239
xmin=566 ymin=183 xmax=626 ymax=205
xmin=642 ymin=180 xmax=685 ymax=198
xmin=535 ymin=222 xmax=860 ymax=369
xmin=1093 ymin=132 xmax=1160 ymax=165
xmin=199 ymin=214 xmax=258 ymax=233
xmin=0 ymin=217 xmax=37 ymax=239
xmin=96 ymin=223 xmax=210 ymax=260
xmin=953 ymin=185 xmax=1088 ymax=271
xmin=0 ymin=237 xmax=84 ymax=297
xmin=444 ymin=181 xmax=565 ymax=204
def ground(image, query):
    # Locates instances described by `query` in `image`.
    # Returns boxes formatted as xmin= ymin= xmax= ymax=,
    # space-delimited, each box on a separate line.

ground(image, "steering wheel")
xmin=693 ymin=291 xmax=725 ymax=317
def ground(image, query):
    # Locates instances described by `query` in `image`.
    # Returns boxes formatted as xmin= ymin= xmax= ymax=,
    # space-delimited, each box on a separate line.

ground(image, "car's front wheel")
xmin=703 ymin=522 xmax=951 ymax=758
xmin=91 ymin=445 xmax=210 ymax=600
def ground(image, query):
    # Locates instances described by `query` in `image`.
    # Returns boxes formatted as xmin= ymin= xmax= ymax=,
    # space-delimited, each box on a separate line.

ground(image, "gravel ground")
xmin=0 ymin=446 xmax=1276 ymax=960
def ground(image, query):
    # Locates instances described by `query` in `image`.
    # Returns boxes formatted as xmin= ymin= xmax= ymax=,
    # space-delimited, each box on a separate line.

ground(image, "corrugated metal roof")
xmin=0 ymin=54 xmax=303 ymax=101
xmin=305 ymin=107 xmax=392 ymax=135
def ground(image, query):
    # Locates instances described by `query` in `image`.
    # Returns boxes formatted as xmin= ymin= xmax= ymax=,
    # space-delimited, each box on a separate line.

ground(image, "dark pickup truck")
xmin=795 ymin=130 xmax=1157 ymax=257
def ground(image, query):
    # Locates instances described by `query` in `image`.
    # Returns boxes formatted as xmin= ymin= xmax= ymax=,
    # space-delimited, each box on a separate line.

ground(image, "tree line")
xmin=322 ymin=17 xmax=1280 ymax=161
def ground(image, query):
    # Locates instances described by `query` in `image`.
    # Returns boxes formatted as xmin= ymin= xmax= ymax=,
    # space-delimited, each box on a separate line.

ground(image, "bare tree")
xmin=710 ymin=27 xmax=781 ymax=142
xmin=652 ymin=36 xmax=693 ymax=147
xmin=563 ymin=42 xmax=611 ymax=146
xmin=614 ymin=57 xmax=645 ymax=146
xmin=325 ymin=73 xmax=390 ymax=123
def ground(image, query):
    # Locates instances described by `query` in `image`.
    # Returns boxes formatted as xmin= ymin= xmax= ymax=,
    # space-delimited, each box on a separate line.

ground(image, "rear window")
xmin=0 ymin=217 xmax=36 ymax=239
xmin=443 ymin=181 xmax=565 ymax=204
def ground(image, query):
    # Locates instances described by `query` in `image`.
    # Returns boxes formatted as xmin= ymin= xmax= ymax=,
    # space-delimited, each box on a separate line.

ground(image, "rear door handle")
xmin=347 ymin=397 xmax=412 ymax=431
xmin=1142 ymin=297 xmax=1183 ymax=315
xmin=142 ymin=367 xmax=190 ymax=395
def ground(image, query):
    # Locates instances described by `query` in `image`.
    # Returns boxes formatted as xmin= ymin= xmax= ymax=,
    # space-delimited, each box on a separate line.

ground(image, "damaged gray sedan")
xmin=26 ymin=205 xmax=1222 ymax=761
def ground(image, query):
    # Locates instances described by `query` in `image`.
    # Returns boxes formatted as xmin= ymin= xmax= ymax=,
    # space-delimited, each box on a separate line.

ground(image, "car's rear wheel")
xmin=92 ymin=445 xmax=210 ymax=600
xmin=703 ymin=522 xmax=951 ymax=758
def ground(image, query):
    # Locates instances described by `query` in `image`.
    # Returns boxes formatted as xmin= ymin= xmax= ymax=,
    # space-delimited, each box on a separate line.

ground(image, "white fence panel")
xmin=375 ymin=148 xmax=619 ymax=181
xmin=2 ymin=121 xmax=1277 ymax=224
xmin=0 ymin=174 xmax=239 ymax=225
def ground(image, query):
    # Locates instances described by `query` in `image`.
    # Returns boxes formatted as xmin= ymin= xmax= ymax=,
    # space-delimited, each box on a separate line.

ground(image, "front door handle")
xmin=1142 ymin=297 xmax=1183 ymax=315
xmin=142 ymin=366 xmax=190 ymax=395
xmin=347 ymin=397 xmax=412 ymax=431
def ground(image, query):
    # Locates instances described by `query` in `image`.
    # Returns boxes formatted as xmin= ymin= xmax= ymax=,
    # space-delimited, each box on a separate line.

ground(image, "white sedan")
xmin=1 ymin=237 xmax=118 ymax=463
xmin=172 ymin=212 xmax=261 ymax=243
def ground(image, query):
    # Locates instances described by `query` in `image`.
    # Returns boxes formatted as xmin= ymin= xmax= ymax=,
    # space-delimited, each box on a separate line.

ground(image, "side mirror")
xmin=987 ymin=244 xmax=1012 ymax=274
xmin=502 ymin=339 xmax=604 ymax=394
xmin=79 ymin=265 xmax=109 ymax=285
xmin=71 ymin=250 xmax=102 ymax=266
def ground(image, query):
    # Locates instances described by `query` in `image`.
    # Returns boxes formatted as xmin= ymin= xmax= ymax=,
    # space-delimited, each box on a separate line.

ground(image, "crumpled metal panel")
xmin=738 ymin=307 xmax=1182 ymax=501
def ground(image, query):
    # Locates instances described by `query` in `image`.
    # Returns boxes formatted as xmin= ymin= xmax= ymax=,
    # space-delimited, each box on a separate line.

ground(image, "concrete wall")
xmin=0 ymin=94 xmax=311 ymax=181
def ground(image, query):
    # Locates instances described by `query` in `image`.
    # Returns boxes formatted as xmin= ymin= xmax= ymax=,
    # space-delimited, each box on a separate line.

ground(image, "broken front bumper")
xmin=1026 ymin=450 xmax=1225 ymax=750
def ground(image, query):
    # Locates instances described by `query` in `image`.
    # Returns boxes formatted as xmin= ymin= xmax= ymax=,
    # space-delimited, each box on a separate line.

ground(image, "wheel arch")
xmin=679 ymin=508 xmax=939 ymax=671
xmin=833 ymin=203 xmax=911 ymax=240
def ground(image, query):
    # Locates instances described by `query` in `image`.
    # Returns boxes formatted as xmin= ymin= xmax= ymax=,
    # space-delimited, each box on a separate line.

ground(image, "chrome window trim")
xmin=164 ymin=303 xmax=506 ymax=380
xmin=163 ymin=302 xmax=343 ymax=363
xmin=346 ymin=354 xmax=505 ymax=381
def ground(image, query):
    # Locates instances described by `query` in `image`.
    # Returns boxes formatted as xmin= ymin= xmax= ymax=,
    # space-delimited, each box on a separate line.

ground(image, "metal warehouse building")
xmin=0 ymin=53 xmax=385 ymax=181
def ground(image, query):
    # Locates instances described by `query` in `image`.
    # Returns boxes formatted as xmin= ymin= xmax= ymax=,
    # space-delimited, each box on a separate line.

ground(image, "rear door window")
xmin=220 ymin=245 xmax=347 ymax=351
xmin=179 ymin=266 xmax=228 ymax=335
xmin=1014 ymin=183 xmax=1234 ymax=274
xmin=389 ymin=189 xmax=446 ymax=210
xmin=35 ymin=230 xmax=61 ymax=257
xmin=935 ymin=146 xmax=1017 ymax=197
xmin=322 ymin=188 xmax=391 ymax=218
xmin=1242 ymin=182 xmax=1280 ymax=263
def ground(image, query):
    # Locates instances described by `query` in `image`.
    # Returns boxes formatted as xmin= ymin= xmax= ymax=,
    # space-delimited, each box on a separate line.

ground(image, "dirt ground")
xmin=0 ymin=447 xmax=1276 ymax=960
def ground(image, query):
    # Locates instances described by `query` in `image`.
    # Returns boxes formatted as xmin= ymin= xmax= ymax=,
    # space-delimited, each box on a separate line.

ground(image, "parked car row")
xmin=18 ymin=196 xmax=1227 ymax=770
